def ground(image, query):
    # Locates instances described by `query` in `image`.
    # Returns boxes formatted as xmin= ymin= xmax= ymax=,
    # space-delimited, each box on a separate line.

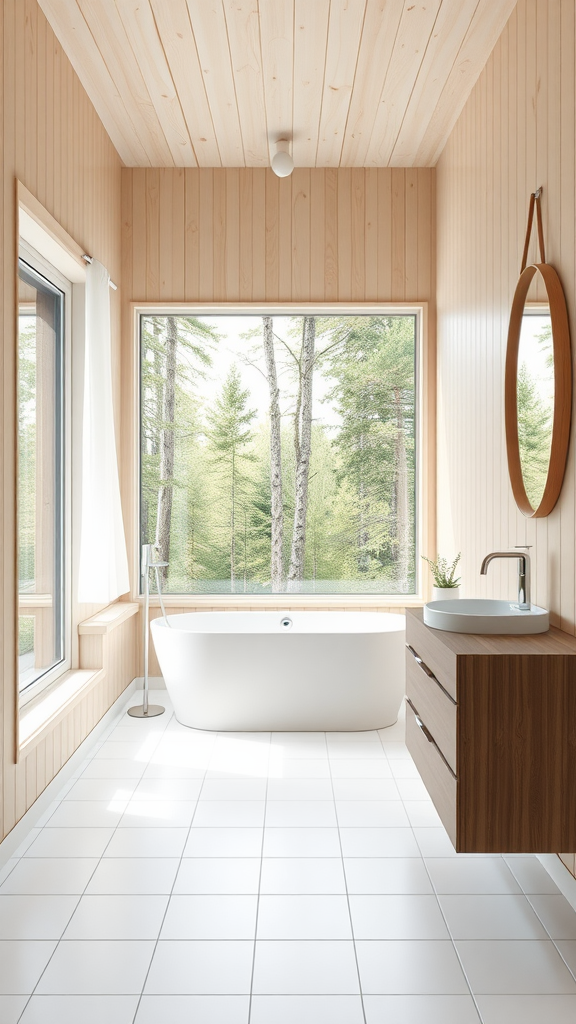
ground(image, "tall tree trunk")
xmin=394 ymin=386 xmax=409 ymax=590
xmin=230 ymin=449 xmax=235 ymax=592
xmin=262 ymin=316 xmax=284 ymax=590
xmin=155 ymin=316 xmax=177 ymax=586
xmin=287 ymin=316 xmax=316 ymax=591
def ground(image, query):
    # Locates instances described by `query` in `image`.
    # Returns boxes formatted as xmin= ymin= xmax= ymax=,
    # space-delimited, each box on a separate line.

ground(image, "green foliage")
xmin=140 ymin=314 xmax=417 ymax=594
xmin=422 ymin=552 xmax=461 ymax=589
xmin=517 ymin=361 xmax=553 ymax=510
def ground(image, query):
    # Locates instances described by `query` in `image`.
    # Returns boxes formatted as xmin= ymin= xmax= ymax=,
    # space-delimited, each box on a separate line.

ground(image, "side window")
xmin=18 ymin=256 xmax=69 ymax=698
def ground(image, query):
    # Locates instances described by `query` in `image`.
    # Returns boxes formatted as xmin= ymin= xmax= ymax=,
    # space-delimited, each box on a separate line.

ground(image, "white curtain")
xmin=77 ymin=259 xmax=129 ymax=603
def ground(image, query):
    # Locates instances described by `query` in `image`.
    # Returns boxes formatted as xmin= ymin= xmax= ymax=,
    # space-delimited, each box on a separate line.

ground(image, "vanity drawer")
xmin=406 ymin=647 xmax=457 ymax=773
xmin=406 ymin=613 xmax=457 ymax=700
xmin=406 ymin=698 xmax=457 ymax=846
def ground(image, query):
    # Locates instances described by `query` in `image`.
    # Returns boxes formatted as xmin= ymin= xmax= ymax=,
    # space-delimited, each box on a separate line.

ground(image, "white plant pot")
xmin=431 ymin=587 xmax=460 ymax=602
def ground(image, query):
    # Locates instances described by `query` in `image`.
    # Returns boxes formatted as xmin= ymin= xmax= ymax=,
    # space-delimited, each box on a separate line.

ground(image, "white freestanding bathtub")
xmin=151 ymin=611 xmax=405 ymax=731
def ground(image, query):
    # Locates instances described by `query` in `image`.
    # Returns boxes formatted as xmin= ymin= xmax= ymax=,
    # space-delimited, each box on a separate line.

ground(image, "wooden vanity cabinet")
xmin=405 ymin=608 xmax=576 ymax=852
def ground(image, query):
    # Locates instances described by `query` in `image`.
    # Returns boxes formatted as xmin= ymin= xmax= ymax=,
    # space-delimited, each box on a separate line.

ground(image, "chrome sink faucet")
xmin=480 ymin=548 xmax=531 ymax=610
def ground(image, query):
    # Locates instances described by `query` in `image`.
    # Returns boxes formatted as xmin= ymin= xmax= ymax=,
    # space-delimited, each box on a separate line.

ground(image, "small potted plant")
xmin=422 ymin=553 xmax=461 ymax=601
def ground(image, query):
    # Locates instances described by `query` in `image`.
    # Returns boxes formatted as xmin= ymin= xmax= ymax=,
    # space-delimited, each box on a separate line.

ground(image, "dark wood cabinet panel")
xmin=406 ymin=609 xmax=576 ymax=853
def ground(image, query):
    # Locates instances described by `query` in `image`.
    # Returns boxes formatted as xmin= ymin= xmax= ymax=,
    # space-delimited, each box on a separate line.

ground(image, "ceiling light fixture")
xmin=271 ymin=139 xmax=294 ymax=177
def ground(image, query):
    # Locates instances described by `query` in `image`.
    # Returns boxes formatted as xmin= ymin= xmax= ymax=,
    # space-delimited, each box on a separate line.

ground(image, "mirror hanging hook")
xmin=521 ymin=187 xmax=545 ymax=273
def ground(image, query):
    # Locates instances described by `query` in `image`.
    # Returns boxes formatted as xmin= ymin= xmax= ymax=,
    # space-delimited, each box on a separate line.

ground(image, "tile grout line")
xmin=327 ymin=730 xmax=369 ymax=1024
xmin=13 ymin=696 xmax=173 ymax=1024
xmin=247 ymin=731 xmax=272 ymax=1024
xmin=129 ymin=719 xmax=215 ymax=1024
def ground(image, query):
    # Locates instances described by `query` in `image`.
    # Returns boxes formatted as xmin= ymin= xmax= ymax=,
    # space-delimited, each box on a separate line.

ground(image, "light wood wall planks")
xmin=0 ymin=0 xmax=134 ymax=844
xmin=122 ymin=167 xmax=436 ymax=303
xmin=436 ymin=2 xmax=576 ymax=638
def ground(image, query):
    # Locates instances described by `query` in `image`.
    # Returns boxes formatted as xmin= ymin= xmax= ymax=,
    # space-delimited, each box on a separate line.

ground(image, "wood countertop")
xmin=407 ymin=607 xmax=576 ymax=657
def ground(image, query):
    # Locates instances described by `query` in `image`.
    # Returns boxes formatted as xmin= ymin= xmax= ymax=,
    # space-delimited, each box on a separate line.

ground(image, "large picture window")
xmin=140 ymin=312 xmax=418 ymax=596
xmin=18 ymin=257 xmax=67 ymax=693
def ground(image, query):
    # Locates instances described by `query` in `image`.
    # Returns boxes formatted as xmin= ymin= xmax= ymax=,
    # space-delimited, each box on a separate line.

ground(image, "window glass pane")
xmin=18 ymin=260 xmax=65 ymax=692
xmin=140 ymin=314 xmax=417 ymax=595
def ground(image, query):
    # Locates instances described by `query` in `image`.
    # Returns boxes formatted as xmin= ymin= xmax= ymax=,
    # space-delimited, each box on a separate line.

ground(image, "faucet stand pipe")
xmin=127 ymin=544 xmax=166 ymax=718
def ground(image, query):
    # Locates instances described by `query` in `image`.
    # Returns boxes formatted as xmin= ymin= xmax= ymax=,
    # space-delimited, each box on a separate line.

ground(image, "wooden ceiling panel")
xmin=38 ymin=0 xmax=518 ymax=167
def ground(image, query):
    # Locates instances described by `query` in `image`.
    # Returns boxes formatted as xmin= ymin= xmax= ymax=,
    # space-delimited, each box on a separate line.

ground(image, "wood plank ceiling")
xmin=38 ymin=0 xmax=517 ymax=169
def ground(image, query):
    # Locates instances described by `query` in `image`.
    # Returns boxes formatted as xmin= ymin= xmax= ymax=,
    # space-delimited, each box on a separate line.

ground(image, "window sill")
xmin=143 ymin=594 xmax=425 ymax=608
xmin=19 ymin=601 xmax=139 ymax=760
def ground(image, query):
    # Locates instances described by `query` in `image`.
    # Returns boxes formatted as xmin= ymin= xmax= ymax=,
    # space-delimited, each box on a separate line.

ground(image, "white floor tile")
xmin=144 ymin=940 xmax=254 ymax=994
xmin=265 ymin=801 xmax=337 ymax=827
xmin=11 ymin=830 xmax=42 ymax=857
xmin=0 ymin=860 xmax=19 ymax=887
xmin=85 ymin=858 xmax=179 ymax=895
xmin=0 ymin=996 xmax=28 ymax=1024
xmin=403 ymin=801 xmax=443 ymax=827
xmin=504 ymin=856 xmax=562 ymax=894
xmin=412 ymin=827 xmax=459 ymax=857
xmin=80 ymin=760 xmax=146 ymax=779
xmin=270 ymin=760 xmax=331 ymax=779
xmin=250 ymin=994 xmax=364 ymax=1024
xmin=336 ymin=801 xmax=409 ymax=827
xmin=24 ymin=828 xmax=114 ymax=858
xmin=44 ymin=802 xmax=124 ymax=828
xmin=395 ymin=778 xmax=432 ymax=801
xmin=257 ymin=895 xmax=352 ymax=939
xmin=0 ymin=858 xmax=98 ymax=895
xmin=556 ymin=940 xmax=576 ymax=977
xmin=252 ymin=940 xmax=360 ymax=994
xmin=143 ymin=763 xmax=205 ymax=779
xmin=131 ymin=778 xmax=203 ymax=802
xmin=350 ymin=894 xmax=449 ymax=939
xmin=381 ymin=743 xmax=412 ymax=759
xmin=328 ymin=743 xmax=386 ymax=759
xmin=356 ymin=940 xmax=469 ymax=994
xmin=476 ymin=994 xmax=576 ymax=1024
xmin=389 ymin=760 xmax=422 ymax=779
xmin=439 ymin=894 xmax=550 ymax=940
xmin=266 ymin=779 xmax=333 ymax=801
xmin=184 ymin=827 xmax=263 ymax=857
xmin=36 ymin=940 xmax=155 ymax=994
xmin=119 ymin=800 xmax=196 ymax=828
xmin=426 ymin=858 xmax=522 ymax=895
xmin=0 ymin=941 xmax=57 ymax=994
xmin=199 ymin=779 xmax=267 ymax=801
xmin=93 ymin=741 xmax=152 ymax=760
xmin=64 ymin=779 xmax=139 ymax=802
xmin=332 ymin=779 xmax=401 ymax=801
xmin=456 ymin=940 xmax=576 ymax=994
xmin=191 ymin=801 xmax=265 ymax=828
xmin=63 ymin=895 xmax=168 ymax=939
xmin=329 ymin=760 xmax=392 ymax=779
xmin=364 ymin=994 xmax=481 ymax=1023
xmin=161 ymin=894 xmax=258 ymax=939
xmin=0 ymin=895 xmax=78 ymax=939
xmin=262 ymin=827 xmax=341 ymax=857
xmin=134 ymin=995 xmax=250 ymax=1024
xmin=344 ymin=858 xmax=434 ymax=894
xmin=19 ymin=995 xmax=140 ymax=1024
xmin=104 ymin=827 xmax=188 ymax=858
xmin=339 ymin=828 xmax=420 ymax=858
xmin=327 ymin=731 xmax=380 ymax=743
xmin=175 ymin=857 xmax=261 ymax=894
xmin=260 ymin=858 xmax=346 ymax=895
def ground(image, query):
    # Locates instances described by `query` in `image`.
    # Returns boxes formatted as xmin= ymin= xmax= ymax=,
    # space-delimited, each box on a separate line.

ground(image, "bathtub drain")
xmin=280 ymin=616 xmax=293 ymax=630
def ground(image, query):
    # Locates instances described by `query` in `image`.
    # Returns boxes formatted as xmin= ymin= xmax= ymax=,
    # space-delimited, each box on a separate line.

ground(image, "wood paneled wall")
xmin=0 ymin=0 xmax=131 ymax=843
xmin=122 ymin=167 xmax=436 ymax=303
xmin=436 ymin=0 xmax=576 ymax=630
xmin=436 ymin=0 xmax=576 ymax=869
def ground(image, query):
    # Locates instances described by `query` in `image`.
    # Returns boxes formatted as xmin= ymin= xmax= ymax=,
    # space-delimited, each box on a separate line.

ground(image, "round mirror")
xmin=505 ymin=263 xmax=572 ymax=517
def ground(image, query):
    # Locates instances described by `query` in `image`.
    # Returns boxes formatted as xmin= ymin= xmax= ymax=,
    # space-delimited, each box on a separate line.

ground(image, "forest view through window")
xmin=140 ymin=313 xmax=417 ymax=595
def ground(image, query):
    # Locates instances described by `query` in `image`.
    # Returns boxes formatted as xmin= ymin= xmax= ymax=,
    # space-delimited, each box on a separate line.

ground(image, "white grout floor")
xmin=2 ymin=690 xmax=576 ymax=1023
